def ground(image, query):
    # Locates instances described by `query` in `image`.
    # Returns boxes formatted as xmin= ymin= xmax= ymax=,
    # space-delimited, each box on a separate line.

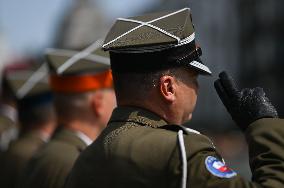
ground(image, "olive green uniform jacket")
xmin=65 ymin=106 xmax=284 ymax=188
xmin=0 ymin=131 xmax=45 ymax=188
xmin=0 ymin=114 xmax=18 ymax=152
xmin=19 ymin=128 xmax=87 ymax=188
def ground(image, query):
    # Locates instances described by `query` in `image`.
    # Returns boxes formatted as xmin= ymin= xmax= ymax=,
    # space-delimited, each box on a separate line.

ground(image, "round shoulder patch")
xmin=205 ymin=156 xmax=237 ymax=178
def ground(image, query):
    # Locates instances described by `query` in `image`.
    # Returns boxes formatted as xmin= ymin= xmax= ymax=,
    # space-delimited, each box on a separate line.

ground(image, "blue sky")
xmin=0 ymin=0 xmax=160 ymax=56
xmin=96 ymin=0 xmax=159 ymax=19
xmin=0 ymin=0 xmax=72 ymax=55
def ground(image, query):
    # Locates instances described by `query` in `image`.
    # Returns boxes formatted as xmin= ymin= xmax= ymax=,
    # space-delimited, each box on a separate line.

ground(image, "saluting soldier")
xmin=64 ymin=8 xmax=284 ymax=188
xmin=20 ymin=42 xmax=116 ymax=188
xmin=0 ymin=64 xmax=57 ymax=188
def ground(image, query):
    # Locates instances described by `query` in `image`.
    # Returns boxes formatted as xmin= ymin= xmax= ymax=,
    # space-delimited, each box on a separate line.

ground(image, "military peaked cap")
xmin=45 ymin=40 xmax=112 ymax=93
xmin=5 ymin=64 xmax=50 ymax=100
xmin=103 ymin=8 xmax=211 ymax=75
xmin=45 ymin=40 xmax=110 ymax=76
xmin=5 ymin=63 xmax=53 ymax=109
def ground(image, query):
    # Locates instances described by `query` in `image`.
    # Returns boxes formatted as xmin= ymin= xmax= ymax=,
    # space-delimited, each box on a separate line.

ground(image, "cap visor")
xmin=189 ymin=61 xmax=212 ymax=75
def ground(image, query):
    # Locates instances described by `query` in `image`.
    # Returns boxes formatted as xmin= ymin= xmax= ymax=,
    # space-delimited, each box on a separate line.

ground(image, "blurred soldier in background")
xmin=0 ymin=63 xmax=57 ymax=188
xmin=64 ymin=8 xmax=284 ymax=188
xmin=0 ymin=62 xmax=32 ymax=152
xmin=20 ymin=43 xmax=116 ymax=188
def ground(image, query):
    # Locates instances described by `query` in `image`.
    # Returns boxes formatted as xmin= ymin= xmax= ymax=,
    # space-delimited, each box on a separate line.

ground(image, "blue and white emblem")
xmin=205 ymin=156 xmax=237 ymax=178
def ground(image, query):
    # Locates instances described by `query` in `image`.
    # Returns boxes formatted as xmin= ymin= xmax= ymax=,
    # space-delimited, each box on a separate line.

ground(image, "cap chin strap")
xmin=103 ymin=8 xmax=195 ymax=48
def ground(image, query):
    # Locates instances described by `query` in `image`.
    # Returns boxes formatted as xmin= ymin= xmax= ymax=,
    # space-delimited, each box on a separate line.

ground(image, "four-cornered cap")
xmin=45 ymin=41 xmax=112 ymax=93
xmin=5 ymin=63 xmax=51 ymax=101
xmin=103 ymin=8 xmax=212 ymax=75
xmin=45 ymin=41 xmax=110 ymax=75
xmin=1 ymin=61 xmax=34 ymax=99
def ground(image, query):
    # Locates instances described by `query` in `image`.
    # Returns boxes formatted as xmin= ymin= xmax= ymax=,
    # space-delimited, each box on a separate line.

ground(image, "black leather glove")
xmin=214 ymin=71 xmax=278 ymax=131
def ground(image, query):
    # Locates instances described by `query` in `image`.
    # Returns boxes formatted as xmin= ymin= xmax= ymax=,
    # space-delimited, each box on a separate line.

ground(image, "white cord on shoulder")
xmin=181 ymin=126 xmax=200 ymax=135
xmin=57 ymin=39 xmax=103 ymax=74
xmin=16 ymin=63 xmax=48 ymax=99
xmin=178 ymin=130 xmax=188 ymax=188
xmin=103 ymin=8 xmax=190 ymax=48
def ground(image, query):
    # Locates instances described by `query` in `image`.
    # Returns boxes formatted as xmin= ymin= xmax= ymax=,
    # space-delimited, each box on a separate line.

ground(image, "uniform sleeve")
xmin=245 ymin=118 xmax=284 ymax=187
xmin=168 ymin=118 xmax=284 ymax=188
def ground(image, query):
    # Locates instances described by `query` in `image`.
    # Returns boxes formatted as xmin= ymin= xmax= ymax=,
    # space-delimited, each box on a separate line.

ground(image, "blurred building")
xmin=185 ymin=0 xmax=241 ymax=131
xmin=54 ymin=0 xmax=107 ymax=49
xmin=239 ymin=0 xmax=284 ymax=116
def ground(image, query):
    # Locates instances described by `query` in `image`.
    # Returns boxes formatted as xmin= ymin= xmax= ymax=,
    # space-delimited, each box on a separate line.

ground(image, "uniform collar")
xmin=20 ymin=131 xmax=48 ymax=144
xmin=53 ymin=128 xmax=88 ymax=151
xmin=109 ymin=106 xmax=168 ymax=128
xmin=74 ymin=131 xmax=93 ymax=146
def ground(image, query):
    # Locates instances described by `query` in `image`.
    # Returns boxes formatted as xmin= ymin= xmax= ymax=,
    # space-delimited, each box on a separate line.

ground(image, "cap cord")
xmin=103 ymin=8 xmax=192 ymax=49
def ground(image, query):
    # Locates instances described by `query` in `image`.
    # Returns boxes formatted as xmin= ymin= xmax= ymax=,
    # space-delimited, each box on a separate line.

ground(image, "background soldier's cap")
xmin=45 ymin=40 xmax=113 ymax=93
xmin=45 ymin=40 xmax=110 ymax=75
xmin=103 ymin=8 xmax=211 ymax=75
xmin=1 ymin=61 xmax=34 ymax=100
xmin=5 ymin=63 xmax=53 ymax=108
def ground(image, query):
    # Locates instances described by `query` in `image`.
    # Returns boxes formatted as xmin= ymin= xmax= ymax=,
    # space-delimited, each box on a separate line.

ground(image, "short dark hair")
xmin=112 ymin=67 xmax=187 ymax=102
xmin=109 ymin=40 xmax=202 ymax=103
xmin=53 ymin=92 xmax=94 ymax=122
xmin=1 ymin=77 xmax=16 ymax=103
xmin=17 ymin=98 xmax=55 ymax=130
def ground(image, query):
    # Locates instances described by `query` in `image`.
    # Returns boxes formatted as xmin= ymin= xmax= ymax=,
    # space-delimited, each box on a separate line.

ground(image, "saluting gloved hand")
xmin=214 ymin=71 xmax=278 ymax=131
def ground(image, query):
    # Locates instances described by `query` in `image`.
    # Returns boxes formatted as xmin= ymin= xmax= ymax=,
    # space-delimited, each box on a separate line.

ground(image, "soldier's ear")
xmin=159 ymin=75 xmax=177 ymax=103
xmin=90 ymin=91 xmax=104 ymax=117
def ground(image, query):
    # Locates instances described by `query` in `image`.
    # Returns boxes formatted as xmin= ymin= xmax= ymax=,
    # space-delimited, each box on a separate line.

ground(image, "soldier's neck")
xmin=63 ymin=120 xmax=101 ymax=141
xmin=118 ymin=99 xmax=181 ymax=125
